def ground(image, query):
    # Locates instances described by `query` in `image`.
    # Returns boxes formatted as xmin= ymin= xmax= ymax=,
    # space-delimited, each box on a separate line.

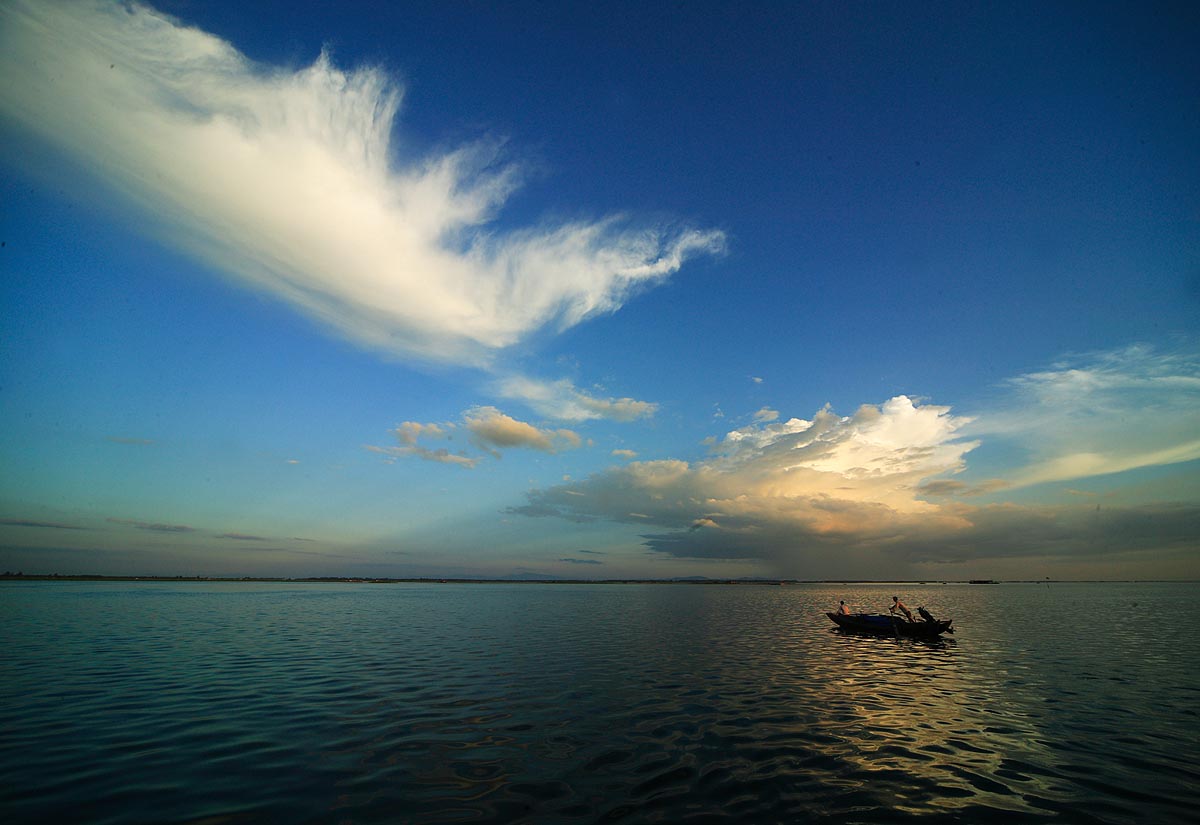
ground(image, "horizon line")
xmin=2 ymin=573 xmax=1192 ymax=585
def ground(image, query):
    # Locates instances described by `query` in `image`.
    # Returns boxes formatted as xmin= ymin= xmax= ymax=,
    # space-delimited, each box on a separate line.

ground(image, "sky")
xmin=1 ymin=0 xmax=1197 ymax=581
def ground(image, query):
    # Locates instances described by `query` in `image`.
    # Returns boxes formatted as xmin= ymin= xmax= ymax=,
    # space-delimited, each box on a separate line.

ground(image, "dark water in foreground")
xmin=1 ymin=581 xmax=1197 ymax=824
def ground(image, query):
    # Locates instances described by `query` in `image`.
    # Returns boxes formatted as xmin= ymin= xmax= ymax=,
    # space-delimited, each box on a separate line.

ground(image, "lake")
xmin=1 ymin=581 xmax=1196 ymax=823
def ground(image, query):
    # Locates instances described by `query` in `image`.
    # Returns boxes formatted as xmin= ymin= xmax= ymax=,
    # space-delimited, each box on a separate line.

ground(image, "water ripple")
xmin=1 ymin=581 xmax=1197 ymax=824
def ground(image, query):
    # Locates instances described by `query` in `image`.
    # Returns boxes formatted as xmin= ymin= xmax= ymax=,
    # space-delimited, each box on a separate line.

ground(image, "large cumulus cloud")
xmin=511 ymin=396 xmax=982 ymax=574
xmin=511 ymin=375 xmax=1200 ymax=578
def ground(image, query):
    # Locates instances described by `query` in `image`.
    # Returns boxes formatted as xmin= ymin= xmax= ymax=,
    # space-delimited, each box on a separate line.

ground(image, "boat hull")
xmin=826 ymin=612 xmax=953 ymax=637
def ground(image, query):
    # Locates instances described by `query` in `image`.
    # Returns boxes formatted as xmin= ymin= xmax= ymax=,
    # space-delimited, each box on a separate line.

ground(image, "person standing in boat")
xmin=837 ymin=600 xmax=851 ymax=615
xmin=890 ymin=595 xmax=914 ymax=622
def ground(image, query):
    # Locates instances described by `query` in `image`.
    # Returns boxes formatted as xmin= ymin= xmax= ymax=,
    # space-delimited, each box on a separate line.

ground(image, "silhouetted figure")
xmin=890 ymin=595 xmax=914 ymax=622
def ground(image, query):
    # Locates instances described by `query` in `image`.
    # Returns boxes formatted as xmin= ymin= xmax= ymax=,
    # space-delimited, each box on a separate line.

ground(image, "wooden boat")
xmin=826 ymin=609 xmax=954 ymax=637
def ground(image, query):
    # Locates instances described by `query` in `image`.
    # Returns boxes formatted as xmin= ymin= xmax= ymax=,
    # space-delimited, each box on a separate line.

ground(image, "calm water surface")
xmin=2 ymin=581 xmax=1197 ymax=824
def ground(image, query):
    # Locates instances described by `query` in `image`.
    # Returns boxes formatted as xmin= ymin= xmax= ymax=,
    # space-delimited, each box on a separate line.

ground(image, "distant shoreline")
xmin=1 ymin=574 xmax=1186 ymax=584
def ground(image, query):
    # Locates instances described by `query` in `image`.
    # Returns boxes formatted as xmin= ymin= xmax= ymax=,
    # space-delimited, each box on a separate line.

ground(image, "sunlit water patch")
xmin=1 ymin=581 xmax=1196 ymax=823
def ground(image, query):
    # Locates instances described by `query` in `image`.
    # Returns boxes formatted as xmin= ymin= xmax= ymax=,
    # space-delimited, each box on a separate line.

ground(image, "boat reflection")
xmin=828 ymin=626 xmax=954 ymax=650
xmin=810 ymin=615 xmax=1064 ymax=818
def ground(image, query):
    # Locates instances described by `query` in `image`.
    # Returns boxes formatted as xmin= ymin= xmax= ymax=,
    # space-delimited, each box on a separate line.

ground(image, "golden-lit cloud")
xmin=494 ymin=375 xmax=658 ymax=422
xmin=511 ymin=396 xmax=980 ymax=572
xmin=395 ymin=422 xmax=451 ymax=446
xmin=0 ymin=1 xmax=723 ymax=367
xmin=365 ymin=419 xmax=478 ymax=467
xmin=707 ymin=395 xmax=978 ymax=513
xmin=365 ymin=443 xmax=478 ymax=468
xmin=366 ymin=406 xmax=581 ymax=467
xmin=463 ymin=406 xmax=581 ymax=455
xmin=512 ymin=347 xmax=1200 ymax=577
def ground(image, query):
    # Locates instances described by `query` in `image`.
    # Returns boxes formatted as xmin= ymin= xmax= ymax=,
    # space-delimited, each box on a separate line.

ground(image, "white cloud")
xmin=710 ymin=396 xmax=977 ymax=509
xmin=752 ymin=407 xmax=779 ymax=422
xmin=611 ymin=449 xmax=638 ymax=459
xmin=494 ymin=375 xmax=658 ymax=421
xmin=0 ymin=1 xmax=724 ymax=366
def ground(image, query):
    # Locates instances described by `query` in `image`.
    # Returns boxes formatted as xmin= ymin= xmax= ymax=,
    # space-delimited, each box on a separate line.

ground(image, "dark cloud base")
xmin=515 ymin=486 xmax=1200 ymax=577
xmin=642 ymin=502 xmax=1200 ymax=572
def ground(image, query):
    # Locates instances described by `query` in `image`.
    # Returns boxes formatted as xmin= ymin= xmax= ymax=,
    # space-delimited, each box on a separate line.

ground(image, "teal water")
xmin=1 ymin=581 xmax=1197 ymax=824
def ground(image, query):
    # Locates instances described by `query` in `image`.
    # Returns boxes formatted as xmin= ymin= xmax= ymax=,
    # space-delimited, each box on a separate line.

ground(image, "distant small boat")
xmin=826 ymin=609 xmax=954 ymax=637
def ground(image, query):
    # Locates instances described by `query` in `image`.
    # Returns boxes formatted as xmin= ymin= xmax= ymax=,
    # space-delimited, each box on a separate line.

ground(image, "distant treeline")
xmin=1 ymin=572 xmax=799 ymax=584
xmin=3 ymin=573 xmax=1133 ymax=584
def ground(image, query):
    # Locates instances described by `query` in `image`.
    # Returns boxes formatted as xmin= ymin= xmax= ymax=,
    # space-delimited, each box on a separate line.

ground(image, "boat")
xmin=826 ymin=608 xmax=954 ymax=637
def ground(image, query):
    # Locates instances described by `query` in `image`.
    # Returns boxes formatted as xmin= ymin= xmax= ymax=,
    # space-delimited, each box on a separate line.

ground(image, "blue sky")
xmin=1 ymin=0 xmax=1197 ymax=580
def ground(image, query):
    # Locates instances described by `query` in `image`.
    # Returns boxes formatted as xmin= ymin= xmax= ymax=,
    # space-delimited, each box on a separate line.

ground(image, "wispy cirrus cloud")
xmin=0 ymin=1 xmax=723 ymax=367
xmin=971 ymin=344 xmax=1200 ymax=489
xmin=917 ymin=478 xmax=1009 ymax=498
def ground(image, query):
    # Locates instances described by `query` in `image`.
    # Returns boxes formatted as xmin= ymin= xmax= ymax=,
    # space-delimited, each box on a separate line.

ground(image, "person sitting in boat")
xmin=837 ymin=600 xmax=851 ymax=615
xmin=889 ymin=595 xmax=914 ymax=622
